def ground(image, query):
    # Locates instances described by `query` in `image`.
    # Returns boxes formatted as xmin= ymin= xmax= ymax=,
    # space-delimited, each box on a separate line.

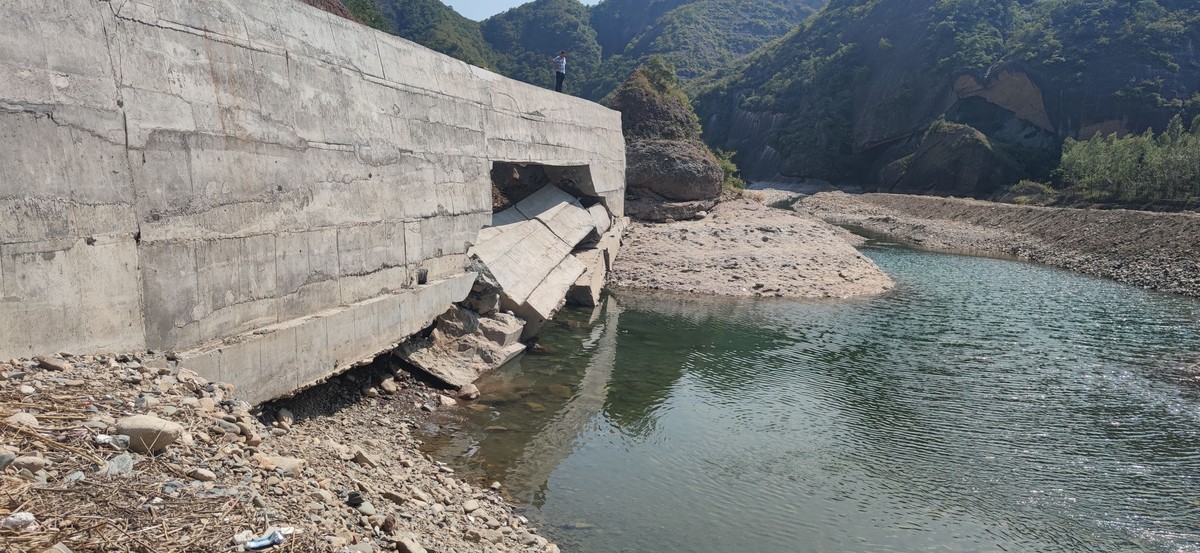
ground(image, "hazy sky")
xmin=445 ymin=0 xmax=601 ymax=21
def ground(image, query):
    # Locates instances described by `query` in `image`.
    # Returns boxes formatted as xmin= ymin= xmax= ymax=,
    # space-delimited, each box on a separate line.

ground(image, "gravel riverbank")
xmin=0 ymin=352 xmax=557 ymax=553
xmin=608 ymin=197 xmax=895 ymax=298
xmin=798 ymin=191 xmax=1200 ymax=298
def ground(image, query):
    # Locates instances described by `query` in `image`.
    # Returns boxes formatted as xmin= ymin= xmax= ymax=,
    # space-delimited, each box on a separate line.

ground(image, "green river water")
xmin=419 ymin=242 xmax=1200 ymax=552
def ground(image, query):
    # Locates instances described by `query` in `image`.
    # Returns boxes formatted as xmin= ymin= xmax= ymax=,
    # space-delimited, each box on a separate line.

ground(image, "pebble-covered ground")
xmin=608 ymin=198 xmax=895 ymax=298
xmin=0 ymin=352 xmax=558 ymax=553
xmin=798 ymin=191 xmax=1200 ymax=298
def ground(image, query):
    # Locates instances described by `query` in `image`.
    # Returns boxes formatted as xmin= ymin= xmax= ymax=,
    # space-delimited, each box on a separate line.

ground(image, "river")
xmin=419 ymin=242 xmax=1200 ymax=553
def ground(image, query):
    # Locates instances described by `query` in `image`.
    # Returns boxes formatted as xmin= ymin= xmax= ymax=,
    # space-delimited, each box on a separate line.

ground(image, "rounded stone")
xmin=10 ymin=456 xmax=48 ymax=472
xmin=116 ymin=414 xmax=184 ymax=453
xmin=5 ymin=412 xmax=39 ymax=428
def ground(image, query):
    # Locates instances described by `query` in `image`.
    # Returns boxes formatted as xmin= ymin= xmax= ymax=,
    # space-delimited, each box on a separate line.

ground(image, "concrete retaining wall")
xmin=0 ymin=0 xmax=625 ymax=403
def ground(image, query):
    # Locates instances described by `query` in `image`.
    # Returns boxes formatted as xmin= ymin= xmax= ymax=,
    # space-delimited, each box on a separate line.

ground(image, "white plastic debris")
xmin=0 ymin=511 xmax=37 ymax=531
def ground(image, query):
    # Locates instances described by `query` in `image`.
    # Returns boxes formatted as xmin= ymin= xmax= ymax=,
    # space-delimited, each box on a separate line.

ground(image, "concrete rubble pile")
xmin=399 ymin=185 xmax=627 ymax=390
xmin=0 ymin=352 xmax=560 ymax=552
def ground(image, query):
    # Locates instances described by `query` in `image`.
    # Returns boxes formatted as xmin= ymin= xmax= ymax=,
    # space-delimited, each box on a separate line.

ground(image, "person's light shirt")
xmin=554 ymin=55 xmax=566 ymax=74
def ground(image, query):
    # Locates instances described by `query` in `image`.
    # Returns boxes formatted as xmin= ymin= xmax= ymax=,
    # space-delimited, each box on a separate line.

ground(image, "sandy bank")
xmin=608 ymin=198 xmax=895 ymax=298
xmin=798 ymin=192 xmax=1200 ymax=298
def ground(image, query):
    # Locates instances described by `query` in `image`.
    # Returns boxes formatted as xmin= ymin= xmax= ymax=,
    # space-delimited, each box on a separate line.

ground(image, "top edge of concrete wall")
xmin=119 ymin=0 xmax=622 ymax=125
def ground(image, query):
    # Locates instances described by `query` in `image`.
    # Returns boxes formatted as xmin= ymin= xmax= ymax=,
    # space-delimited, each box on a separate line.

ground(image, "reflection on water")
xmin=419 ymin=245 xmax=1200 ymax=553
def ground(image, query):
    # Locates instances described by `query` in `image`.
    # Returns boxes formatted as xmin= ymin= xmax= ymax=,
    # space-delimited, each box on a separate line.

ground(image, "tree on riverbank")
xmin=1057 ymin=115 xmax=1200 ymax=204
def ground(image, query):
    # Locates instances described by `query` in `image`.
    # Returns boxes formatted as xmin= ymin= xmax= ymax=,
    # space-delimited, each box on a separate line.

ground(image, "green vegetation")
xmin=998 ymin=180 xmax=1059 ymax=205
xmin=593 ymin=0 xmax=820 ymax=79
xmin=345 ymin=0 xmax=391 ymax=32
xmin=1057 ymin=115 xmax=1200 ymax=203
xmin=361 ymin=0 xmax=820 ymax=101
xmin=482 ymin=0 xmax=603 ymax=96
xmin=715 ymin=149 xmax=745 ymax=190
xmin=355 ymin=0 xmax=1198 ymax=203
xmin=376 ymin=0 xmax=498 ymax=69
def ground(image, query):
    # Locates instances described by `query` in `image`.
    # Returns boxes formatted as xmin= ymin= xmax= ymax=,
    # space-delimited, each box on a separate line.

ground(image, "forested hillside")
xmin=344 ymin=0 xmax=499 ymax=68
xmin=482 ymin=0 xmax=603 ymax=95
xmin=346 ymin=0 xmax=821 ymax=100
xmin=692 ymin=0 xmax=1200 ymax=196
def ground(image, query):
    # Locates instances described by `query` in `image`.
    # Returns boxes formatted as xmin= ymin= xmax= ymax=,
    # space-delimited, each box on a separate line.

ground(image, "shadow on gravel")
xmin=254 ymin=355 xmax=454 ymax=425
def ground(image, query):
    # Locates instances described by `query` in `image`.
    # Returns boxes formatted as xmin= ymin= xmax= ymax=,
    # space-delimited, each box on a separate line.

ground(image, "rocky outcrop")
xmin=879 ymin=122 xmax=1025 ymax=197
xmin=610 ymin=61 xmax=723 ymax=217
xmin=623 ymin=197 xmax=718 ymax=223
xmin=953 ymin=70 xmax=1054 ymax=132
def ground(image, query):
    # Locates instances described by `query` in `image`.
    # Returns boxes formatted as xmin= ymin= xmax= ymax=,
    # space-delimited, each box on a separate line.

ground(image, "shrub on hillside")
xmin=715 ymin=149 xmax=746 ymax=190
xmin=996 ymin=180 xmax=1058 ymax=205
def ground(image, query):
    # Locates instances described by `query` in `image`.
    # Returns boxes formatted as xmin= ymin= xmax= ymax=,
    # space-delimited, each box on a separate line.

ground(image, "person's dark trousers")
xmin=555 ymin=71 xmax=565 ymax=92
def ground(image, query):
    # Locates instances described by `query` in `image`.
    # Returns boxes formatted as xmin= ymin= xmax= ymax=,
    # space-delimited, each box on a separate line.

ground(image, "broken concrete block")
xmin=478 ymin=313 xmax=523 ymax=347
xmin=594 ymin=218 xmax=627 ymax=271
xmin=567 ymin=249 xmax=606 ymax=307
xmin=509 ymin=255 xmax=586 ymax=340
xmin=435 ymin=305 xmax=480 ymax=338
xmin=490 ymin=206 xmax=527 ymax=228
xmin=481 ymin=342 xmax=526 ymax=368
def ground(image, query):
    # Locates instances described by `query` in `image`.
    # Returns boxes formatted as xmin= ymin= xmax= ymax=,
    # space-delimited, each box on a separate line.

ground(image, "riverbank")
xmin=0 ymin=353 xmax=558 ymax=552
xmin=608 ymin=198 xmax=895 ymax=298
xmin=796 ymin=192 xmax=1200 ymax=298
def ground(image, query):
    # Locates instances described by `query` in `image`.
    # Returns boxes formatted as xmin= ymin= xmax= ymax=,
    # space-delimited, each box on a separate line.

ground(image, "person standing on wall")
xmin=552 ymin=51 xmax=567 ymax=93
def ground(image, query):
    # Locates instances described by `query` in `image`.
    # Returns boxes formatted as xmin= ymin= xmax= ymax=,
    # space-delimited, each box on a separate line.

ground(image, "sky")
xmin=445 ymin=0 xmax=601 ymax=21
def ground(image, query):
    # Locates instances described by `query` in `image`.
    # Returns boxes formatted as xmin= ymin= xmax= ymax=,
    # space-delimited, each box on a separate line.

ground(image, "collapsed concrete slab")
xmin=596 ymin=217 xmax=630 ymax=271
xmin=514 ymin=186 xmax=598 ymax=247
xmin=469 ymin=184 xmax=605 ymax=338
xmin=509 ymin=254 xmax=587 ymax=340
xmin=399 ymin=184 xmax=625 ymax=390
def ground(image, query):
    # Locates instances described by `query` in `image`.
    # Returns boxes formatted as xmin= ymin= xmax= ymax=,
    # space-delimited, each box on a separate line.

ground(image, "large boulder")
xmin=626 ymin=139 xmax=723 ymax=201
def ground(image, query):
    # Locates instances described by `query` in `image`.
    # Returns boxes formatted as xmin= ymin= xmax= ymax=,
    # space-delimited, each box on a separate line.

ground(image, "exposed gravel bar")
xmin=609 ymin=197 xmax=895 ymax=298
xmin=799 ymin=191 xmax=1200 ymax=298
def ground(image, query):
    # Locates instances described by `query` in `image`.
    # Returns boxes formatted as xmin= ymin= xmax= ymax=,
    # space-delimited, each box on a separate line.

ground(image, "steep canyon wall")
xmin=0 ymin=0 xmax=625 ymax=403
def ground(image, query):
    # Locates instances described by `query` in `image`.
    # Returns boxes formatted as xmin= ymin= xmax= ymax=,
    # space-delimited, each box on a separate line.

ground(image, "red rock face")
xmin=297 ymin=0 xmax=359 ymax=22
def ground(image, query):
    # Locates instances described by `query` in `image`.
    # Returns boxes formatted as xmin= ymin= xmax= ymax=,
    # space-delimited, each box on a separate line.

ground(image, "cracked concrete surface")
xmin=0 ymin=0 xmax=626 ymax=403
